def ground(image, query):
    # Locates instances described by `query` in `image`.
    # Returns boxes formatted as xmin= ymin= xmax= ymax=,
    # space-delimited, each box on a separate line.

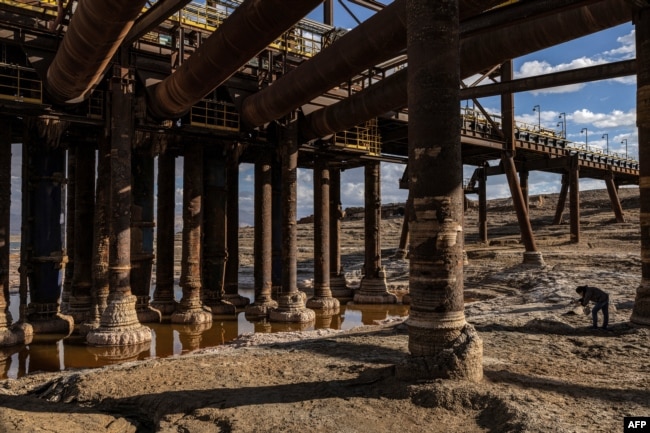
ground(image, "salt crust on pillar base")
xmin=631 ymin=282 xmax=650 ymax=326
xmin=522 ymin=251 xmax=545 ymax=266
xmin=0 ymin=323 xmax=33 ymax=347
xmin=137 ymin=306 xmax=162 ymax=324
xmin=270 ymin=292 xmax=316 ymax=323
xmin=210 ymin=300 xmax=237 ymax=316
xmin=395 ymin=324 xmax=483 ymax=382
xmin=245 ymin=300 xmax=278 ymax=320
xmin=306 ymin=296 xmax=340 ymax=313
xmin=30 ymin=313 xmax=74 ymax=335
xmin=171 ymin=307 xmax=213 ymax=325
xmin=354 ymin=274 xmax=398 ymax=304
xmin=150 ymin=299 xmax=179 ymax=317
xmin=86 ymin=295 xmax=152 ymax=346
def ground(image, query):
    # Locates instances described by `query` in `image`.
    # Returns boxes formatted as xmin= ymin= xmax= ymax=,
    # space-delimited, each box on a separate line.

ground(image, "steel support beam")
xmin=569 ymin=155 xmax=581 ymax=243
xmin=478 ymin=167 xmax=488 ymax=244
xmin=604 ymin=172 xmax=626 ymax=223
xmin=553 ymin=174 xmax=570 ymax=225
xmin=125 ymin=0 xmax=193 ymax=44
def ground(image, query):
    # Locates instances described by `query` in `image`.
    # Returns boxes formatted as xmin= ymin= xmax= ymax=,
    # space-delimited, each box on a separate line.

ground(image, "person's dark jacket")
xmin=577 ymin=285 xmax=609 ymax=306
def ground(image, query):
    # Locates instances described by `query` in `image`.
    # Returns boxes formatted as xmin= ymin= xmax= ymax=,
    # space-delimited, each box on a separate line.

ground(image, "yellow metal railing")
xmin=0 ymin=64 xmax=42 ymax=104
xmin=190 ymin=99 xmax=239 ymax=131
xmin=334 ymin=119 xmax=381 ymax=156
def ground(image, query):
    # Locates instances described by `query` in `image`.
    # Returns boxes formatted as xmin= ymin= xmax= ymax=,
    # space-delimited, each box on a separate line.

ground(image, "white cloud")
xmin=603 ymin=30 xmax=635 ymax=60
xmin=570 ymin=108 xmax=636 ymax=128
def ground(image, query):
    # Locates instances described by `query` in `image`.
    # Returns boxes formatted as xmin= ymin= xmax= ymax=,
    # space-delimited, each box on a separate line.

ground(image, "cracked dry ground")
xmin=1 ymin=187 xmax=649 ymax=432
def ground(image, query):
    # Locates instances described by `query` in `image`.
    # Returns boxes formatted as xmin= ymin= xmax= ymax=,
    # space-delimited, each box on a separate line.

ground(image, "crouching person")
xmin=575 ymin=285 xmax=609 ymax=330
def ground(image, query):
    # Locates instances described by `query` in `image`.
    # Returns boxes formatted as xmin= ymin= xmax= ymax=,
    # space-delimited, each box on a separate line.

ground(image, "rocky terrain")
xmin=1 ymin=187 xmax=649 ymax=432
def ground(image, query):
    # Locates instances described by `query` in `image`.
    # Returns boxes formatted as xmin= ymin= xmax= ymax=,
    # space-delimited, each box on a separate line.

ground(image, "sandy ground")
xmin=1 ymin=187 xmax=649 ymax=432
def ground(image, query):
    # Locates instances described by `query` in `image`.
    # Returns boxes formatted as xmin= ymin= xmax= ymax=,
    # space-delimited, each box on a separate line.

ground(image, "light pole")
xmin=622 ymin=138 xmax=628 ymax=159
xmin=581 ymin=128 xmax=588 ymax=150
xmin=558 ymin=112 xmax=566 ymax=138
xmin=602 ymin=133 xmax=608 ymax=154
xmin=533 ymin=105 xmax=541 ymax=131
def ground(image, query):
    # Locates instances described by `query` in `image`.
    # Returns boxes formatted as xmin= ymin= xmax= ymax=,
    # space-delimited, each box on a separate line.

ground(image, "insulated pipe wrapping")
xmin=148 ymin=0 xmax=324 ymax=120
xmin=46 ymin=0 xmax=147 ymax=104
xmin=240 ymin=0 xmax=507 ymax=128
xmin=301 ymin=0 xmax=633 ymax=140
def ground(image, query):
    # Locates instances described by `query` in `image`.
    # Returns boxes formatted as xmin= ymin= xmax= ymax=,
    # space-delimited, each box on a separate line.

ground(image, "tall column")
xmin=223 ymin=143 xmax=249 ymax=307
xmin=354 ymin=161 xmax=396 ymax=304
xmin=552 ymin=174 xmax=569 ymax=225
xmin=307 ymin=156 xmax=339 ymax=313
xmin=0 ymin=118 xmax=32 ymax=346
xmin=569 ymin=155 xmax=580 ymax=244
xmin=478 ymin=167 xmax=488 ymax=244
xmin=131 ymin=148 xmax=160 ymax=323
xmin=150 ymin=150 xmax=178 ymax=317
xmin=393 ymin=197 xmax=410 ymax=260
xmin=328 ymin=167 xmax=352 ymax=301
xmin=60 ymin=144 xmax=75 ymax=315
xmin=171 ymin=142 xmax=212 ymax=324
xmin=271 ymin=153 xmax=283 ymax=297
xmin=269 ymin=122 xmax=315 ymax=323
xmin=399 ymin=0 xmax=482 ymax=382
xmin=68 ymin=142 xmax=96 ymax=326
xmin=202 ymin=146 xmax=235 ymax=316
xmin=23 ymin=118 xmax=74 ymax=334
xmin=86 ymin=134 xmax=111 ymax=332
xmin=519 ymin=169 xmax=529 ymax=212
xmin=87 ymin=65 xmax=152 ymax=346
xmin=501 ymin=59 xmax=543 ymax=266
xmin=245 ymin=151 xmax=278 ymax=319
xmin=604 ymin=172 xmax=626 ymax=223
xmin=632 ymin=6 xmax=650 ymax=326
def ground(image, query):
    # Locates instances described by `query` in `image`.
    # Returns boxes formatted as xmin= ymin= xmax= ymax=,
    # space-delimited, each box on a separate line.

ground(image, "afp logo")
xmin=625 ymin=417 xmax=650 ymax=432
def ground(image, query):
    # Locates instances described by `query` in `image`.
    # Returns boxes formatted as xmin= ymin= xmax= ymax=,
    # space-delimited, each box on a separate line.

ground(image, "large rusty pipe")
xmin=240 ymin=0 xmax=507 ymax=128
xmin=148 ymin=0 xmax=324 ymax=120
xmin=46 ymin=0 xmax=147 ymax=104
xmin=302 ymin=0 xmax=633 ymax=139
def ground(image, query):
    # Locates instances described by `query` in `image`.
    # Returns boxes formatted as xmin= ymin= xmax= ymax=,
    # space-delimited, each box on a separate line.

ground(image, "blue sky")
xmin=9 ymin=2 xmax=640 ymax=230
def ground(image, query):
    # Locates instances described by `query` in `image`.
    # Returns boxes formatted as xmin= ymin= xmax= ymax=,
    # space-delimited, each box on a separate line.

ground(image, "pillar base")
xmin=86 ymin=295 xmax=152 ymax=346
xmin=523 ymin=251 xmax=545 ymax=266
xmin=330 ymin=274 xmax=353 ymax=303
xmin=631 ymin=281 xmax=650 ymax=326
xmin=306 ymin=296 xmax=340 ymax=313
xmin=354 ymin=275 xmax=397 ymax=304
xmin=245 ymin=300 xmax=278 ymax=320
xmin=0 ymin=322 xmax=33 ymax=347
xmin=269 ymin=292 xmax=315 ymax=323
xmin=210 ymin=300 xmax=237 ymax=316
xmin=28 ymin=312 xmax=74 ymax=335
xmin=171 ymin=306 xmax=213 ymax=325
xmin=396 ymin=324 xmax=483 ymax=382
xmin=222 ymin=293 xmax=251 ymax=308
xmin=150 ymin=299 xmax=178 ymax=317
xmin=68 ymin=294 xmax=93 ymax=325
xmin=137 ymin=306 xmax=162 ymax=324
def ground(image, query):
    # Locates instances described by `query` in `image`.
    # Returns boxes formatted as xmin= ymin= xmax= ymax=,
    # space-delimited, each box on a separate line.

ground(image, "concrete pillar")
xmin=131 ymin=148 xmax=160 ymax=323
xmin=478 ymin=167 xmax=488 ymax=243
xmin=271 ymin=154 xmax=283 ymax=297
xmin=23 ymin=118 xmax=74 ymax=334
xmin=0 ymin=118 xmax=32 ymax=346
xmin=569 ymin=155 xmax=580 ymax=244
xmin=269 ymin=122 xmax=315 ymax=323
xmin=398 ymin=0 xmax=482 ymax=382
xmin=354 ymin=161 xmax=396 ymax=304
xmin=307 ymin=156 xmax=339 ymax=313
xmin=151 ymin=150 xmax=178 ymax=317
xmin=60 ymin=144 xmax=75 ymax=315
xmin=632 ymin=6 xmax=650 ymax=326
xmin=87 ymin=66 xmax=152 ymax=347
xmin=223 ymin=143 xmax=250 ymax=307
xmin=604 ymin=172 xmax=626 ymax=223
xmin=68 ymin=142 xmax=96 ymax=326
xmin=245 ymin=151 xmax=278 ymax=319
xmin=202 ymin=146 xmax=235 ymax=316
xmin=552 ymin=174 xmax=569 ymax=225
xmin=87 ymin=134 xmax=111 ymax=330
xmin=171 ymin=142 xmax=212 ymax=325
xmin=328 ymin=167 xmax=352 ymax=301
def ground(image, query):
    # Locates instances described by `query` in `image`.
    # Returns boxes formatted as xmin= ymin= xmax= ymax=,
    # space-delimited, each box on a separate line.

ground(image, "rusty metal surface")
xmin=180 ymin=142 xmax=203 ymax=296
xmin=91 ymin=135 xmax=110 ymax=320
xmin=364 ymin=161 xmax=381 ymax=278
xmin=61 ymin=144 xmax=75 ymax=314
xmin=313 ymin=156 xmax=330 ymax=295
xmin=152 ymin=151 xmax=176 ymax=308
xmin=254 ymin=151 xmax=274 ymax=300
xmin=604 ymin=172 xmax=626 ymax=223
xmin=129 ymin=150 xmax=154 ymax=301
xmin=46 ymin=0 xmax=147 ymax=104
xmin=329 ymin=168 xmax=342 ymax=276
xmin=553 ymin=174 xmax=569 ymax=225
xmin=0 ymin=118 xmax=10 ymax=322
xmin=280 ymin=123 xmax=299 ymax=294
xmin=569 ymin=155 xmax=580 ymax=243
xmin=302 ymin=0 xmax=632 ymax=139
xmin=241 ymin=0 xmax=506 ymax=128
xmin=224 ymin=144 xmax=241 ymax=296
xmin=148 ymin=0 xmax=324 ymax=119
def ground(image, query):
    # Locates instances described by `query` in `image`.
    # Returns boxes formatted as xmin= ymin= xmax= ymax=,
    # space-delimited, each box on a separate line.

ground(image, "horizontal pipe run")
xmin=148 ymin=0 xmax=324 ymax=120
xmin=46 ymin=0 xmax=147 ymax=104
